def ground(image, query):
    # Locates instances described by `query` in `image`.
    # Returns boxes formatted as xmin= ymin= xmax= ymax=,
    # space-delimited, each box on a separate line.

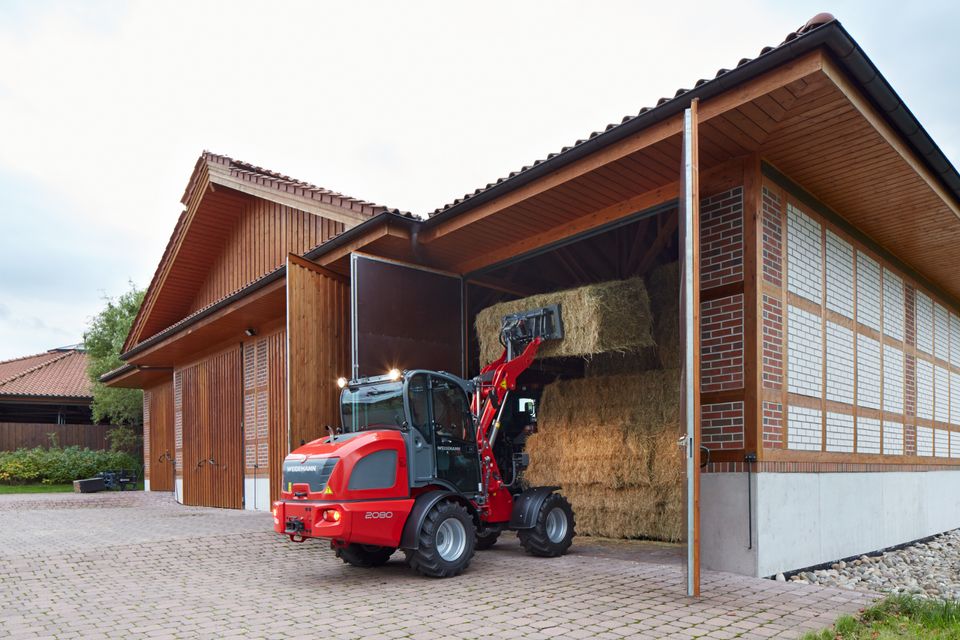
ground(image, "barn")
xmin=105 ymin=15 xmax=960 ymax=592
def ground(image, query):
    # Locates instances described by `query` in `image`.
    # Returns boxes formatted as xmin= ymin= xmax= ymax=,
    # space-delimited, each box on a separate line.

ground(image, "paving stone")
xmin=0 ymin=492 xmax=873 ymax=639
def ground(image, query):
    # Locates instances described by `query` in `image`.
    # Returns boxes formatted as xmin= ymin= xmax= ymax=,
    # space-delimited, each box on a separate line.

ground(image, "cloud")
xmin=0 ymin=0 xmax=956 ymax=358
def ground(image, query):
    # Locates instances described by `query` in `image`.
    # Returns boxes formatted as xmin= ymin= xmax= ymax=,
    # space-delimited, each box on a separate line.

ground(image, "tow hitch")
xmin=285 ymin=516 xmax=308 ymax=542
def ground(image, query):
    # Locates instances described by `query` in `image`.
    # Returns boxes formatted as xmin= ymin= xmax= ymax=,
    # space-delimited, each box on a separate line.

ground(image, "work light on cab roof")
xmin=273 ymin=304 xmax=576 ymax=578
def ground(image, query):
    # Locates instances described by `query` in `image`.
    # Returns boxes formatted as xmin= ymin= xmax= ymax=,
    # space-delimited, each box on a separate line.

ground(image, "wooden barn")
xmin=1 ymin=348 xmax=110 ymax=450
xmin=106 ymin=15 xmax=960 ymax=591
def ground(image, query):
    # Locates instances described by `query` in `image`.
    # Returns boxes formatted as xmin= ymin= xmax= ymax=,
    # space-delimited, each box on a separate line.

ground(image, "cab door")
xmin=429 ymin=375 xmax=481 ymax=495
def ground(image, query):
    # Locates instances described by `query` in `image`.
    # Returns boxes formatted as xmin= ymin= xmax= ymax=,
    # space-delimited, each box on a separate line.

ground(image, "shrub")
xmin=0 ymin=446 xmax=140 ymax=485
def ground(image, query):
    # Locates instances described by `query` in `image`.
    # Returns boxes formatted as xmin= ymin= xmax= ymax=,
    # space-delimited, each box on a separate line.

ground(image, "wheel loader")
xmin=273 ymin=305 xmax=576 ymax=577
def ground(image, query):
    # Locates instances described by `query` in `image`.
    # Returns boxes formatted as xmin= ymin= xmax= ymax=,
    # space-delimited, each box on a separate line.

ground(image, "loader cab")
xmin=340 ymin=370 xmax=482 ymax=496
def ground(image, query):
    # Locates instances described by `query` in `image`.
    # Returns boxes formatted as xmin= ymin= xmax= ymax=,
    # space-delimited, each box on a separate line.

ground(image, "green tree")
xmin=84 ymin=283 xmax=145 ymax=426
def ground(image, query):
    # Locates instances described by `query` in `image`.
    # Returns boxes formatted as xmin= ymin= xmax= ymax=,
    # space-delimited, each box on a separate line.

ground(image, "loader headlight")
xmin=337 ymin=377 xmax=348 ymax=389
xmin=387 ymin=368 xmax=401 ymax=381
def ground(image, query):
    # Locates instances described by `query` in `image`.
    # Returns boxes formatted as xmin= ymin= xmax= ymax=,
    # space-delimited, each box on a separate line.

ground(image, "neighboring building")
xmin=105 ymin=14 xmax=960 ymax=588
xmin=0 ymin=347 xmax=109 ymax=450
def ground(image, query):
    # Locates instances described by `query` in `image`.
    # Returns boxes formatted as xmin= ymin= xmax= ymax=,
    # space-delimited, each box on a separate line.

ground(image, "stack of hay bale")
xmin=475 ymin=262 xmax=684 ymax=541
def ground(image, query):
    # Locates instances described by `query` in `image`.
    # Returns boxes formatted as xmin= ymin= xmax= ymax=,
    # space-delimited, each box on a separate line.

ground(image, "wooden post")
xmin=680 ymin=98 xmax=702 ymax=597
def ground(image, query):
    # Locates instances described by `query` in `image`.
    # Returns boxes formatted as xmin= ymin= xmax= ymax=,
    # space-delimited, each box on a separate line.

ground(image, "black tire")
xmin=475 ymin=529 xmax=501 ymax=550
xmin=518 ymin=493 xmax=575 ymax=557
xmin=334 ymin=543 xmax=395 ymax=567
xmin=405 ymin=501 xmax=476 ymax=578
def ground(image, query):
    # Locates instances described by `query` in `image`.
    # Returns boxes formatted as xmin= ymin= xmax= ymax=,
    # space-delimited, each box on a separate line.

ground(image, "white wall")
xmin=175 ymin=478 xmax=183 ymax=504
xmin=143 ymin=478 xmax=150 ymax=492
xmin=703 ymin=471 xmax=960 ymax=577
xmin=701 ymin=473 xmax=757 ymax=576
xmin=244 ymin=477 xmax=271 ymax=511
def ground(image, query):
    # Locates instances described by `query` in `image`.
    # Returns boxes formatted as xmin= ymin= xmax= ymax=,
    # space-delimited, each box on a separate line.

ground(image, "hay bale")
xmin=475 ymin=278 xmax=654 ymax=365
xmin=524 ymin=370 xmax=684 ymax=541
xmin=583 ymin=349 xmax=660 ymax=376
xmin=645 ymin=262 xmax=681 ymax=369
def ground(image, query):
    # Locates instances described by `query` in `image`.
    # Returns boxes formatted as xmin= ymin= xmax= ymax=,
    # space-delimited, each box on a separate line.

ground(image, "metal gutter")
xmin=422 ymin=20 xmax=960 ymax=227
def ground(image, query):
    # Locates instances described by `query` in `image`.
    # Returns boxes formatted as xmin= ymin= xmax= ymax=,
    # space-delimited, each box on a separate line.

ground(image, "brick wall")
xmin=761 ymin=178 xmax=960 ymax=466
xmin=701 ymin=401 xmax=745 ymax=450
xmin=701 ymin=294 xmax=744 ymax=392
xmin=700 ymin=187 xmax=744 ymax=289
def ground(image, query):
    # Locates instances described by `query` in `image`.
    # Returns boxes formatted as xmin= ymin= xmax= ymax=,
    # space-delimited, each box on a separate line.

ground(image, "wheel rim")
xmin=436 ymin=517 xmax=467 ymax=561
xmin=545 ymin=507 xmax=568 ymax=543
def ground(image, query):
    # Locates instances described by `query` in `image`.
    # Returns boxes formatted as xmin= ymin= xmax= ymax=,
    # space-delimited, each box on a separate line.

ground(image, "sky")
xmin=0 ymin=0 xmax=957 ymax=361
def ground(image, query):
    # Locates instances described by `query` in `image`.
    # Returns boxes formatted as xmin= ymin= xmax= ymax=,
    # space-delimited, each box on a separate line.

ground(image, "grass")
xmin=0 ymin=483 xmax=75 ymax=494
xmin=802 ymin=595 xmax=960 ymax=639
xmin=0 ymin=481 xmax=144 ymax=494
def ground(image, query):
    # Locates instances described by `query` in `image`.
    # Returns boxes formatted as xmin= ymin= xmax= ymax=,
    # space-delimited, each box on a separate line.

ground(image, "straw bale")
xmin=475 ymin=278 xmax=654 ymax=364
xmin=646 ymin=261 xmax=681 ymax=369
xmin=524 ymin=371 xmax=684 ymax=540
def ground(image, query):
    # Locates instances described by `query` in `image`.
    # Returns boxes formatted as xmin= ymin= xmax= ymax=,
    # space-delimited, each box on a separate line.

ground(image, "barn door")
xmin=350 ymin=252 xmax=464 ymax=378
xmin=286 ymin=255 xmax=350 ymax=451
xmin=679 ymin=100 xmax=702 ymax=596
xmin=180 ymin=347 xmax=244 ymax=509
xmin=146 ymin=380 xmax=175 ymax=492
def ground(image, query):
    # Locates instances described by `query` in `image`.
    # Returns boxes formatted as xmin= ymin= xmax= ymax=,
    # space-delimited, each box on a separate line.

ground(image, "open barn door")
xmin=680 ymin=100 xmax=702 ymax=597
xmin=350 ymin=253 xmax=464 ymax=378
xmin=286 ymin=254 xmax=350 ymax=451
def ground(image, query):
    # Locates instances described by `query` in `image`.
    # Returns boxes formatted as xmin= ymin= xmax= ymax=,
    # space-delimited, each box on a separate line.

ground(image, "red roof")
xmin=0 ymin=349 xmax=92 ymax=399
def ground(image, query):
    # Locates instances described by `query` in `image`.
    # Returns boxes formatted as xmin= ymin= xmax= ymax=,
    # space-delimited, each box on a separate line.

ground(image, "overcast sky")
xmin=0 ymin=0 xmax=957 ymax=361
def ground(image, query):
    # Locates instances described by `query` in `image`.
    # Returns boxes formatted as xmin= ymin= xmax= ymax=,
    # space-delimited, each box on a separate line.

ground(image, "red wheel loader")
xmin=273 ymin=305 xmax=576 ymax=577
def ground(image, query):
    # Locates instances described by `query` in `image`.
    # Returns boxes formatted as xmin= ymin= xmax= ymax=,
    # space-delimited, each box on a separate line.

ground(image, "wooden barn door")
xmin=243 ymin=329 xmax=288 ymax=509
xmin=181 ymin=347 xmax=244 ymax=509
xmin=287 ymin=254 xmax=350 ymax=451
xmin=145 ymin=380 xmax=175 ymax=491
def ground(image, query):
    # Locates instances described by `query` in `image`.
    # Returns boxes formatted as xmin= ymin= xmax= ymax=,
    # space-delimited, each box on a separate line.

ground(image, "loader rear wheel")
xmin=335 ymin=543 xmax=395 ymax=567
xmin=405 ymin=500 xmax=475 ymax=578
xmin=475 ymin=529 xmax=501 ymax=550
xmin=518 ymin=493 xmax=575 ymax=557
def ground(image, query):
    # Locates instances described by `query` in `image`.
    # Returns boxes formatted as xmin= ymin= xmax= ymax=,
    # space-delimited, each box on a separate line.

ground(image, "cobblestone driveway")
xmin=0 ymin=493 xmax=874 ymax=639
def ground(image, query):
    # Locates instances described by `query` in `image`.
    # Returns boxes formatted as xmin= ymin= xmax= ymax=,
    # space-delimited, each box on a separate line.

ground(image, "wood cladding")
xmin=145 ymin=380 xmax=175 ymax=491
xmin=189 ymin=198 xmax=344 ymax=314
xmin=287 ymin=255 xmax=349 ymax=454
xmin=0 ymin=423 xmax=110 ymax=451
xmin=242 ymin=330 xmax=288 ymax=504
xmin=179 ymin=347 xmax=243 ymax=509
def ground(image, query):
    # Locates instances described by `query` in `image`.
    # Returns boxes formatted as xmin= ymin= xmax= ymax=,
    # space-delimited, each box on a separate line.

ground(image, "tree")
xmin=84 ymin=283 xmax=145 ymax=426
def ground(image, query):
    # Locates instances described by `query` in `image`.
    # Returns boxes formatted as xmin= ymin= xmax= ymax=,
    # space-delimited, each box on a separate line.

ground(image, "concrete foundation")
xmin=143 ymin=478 xmax=150 ymax=492
xmin=244 ymin=477 xmax=270 ymax=511
xmin=702 ymin=470 xmax=960 ymax=577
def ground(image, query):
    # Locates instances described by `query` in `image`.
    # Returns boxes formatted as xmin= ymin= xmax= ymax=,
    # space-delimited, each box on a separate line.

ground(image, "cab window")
xmin=407 ymin=373 xmax=432 ymax=442
xmin=430 ymin=377 xmax=474 ymax=442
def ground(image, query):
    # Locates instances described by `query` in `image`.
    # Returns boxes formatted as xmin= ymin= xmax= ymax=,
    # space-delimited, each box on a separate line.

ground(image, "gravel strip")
xmin=778 ymin=529 xmax=960 ymax=600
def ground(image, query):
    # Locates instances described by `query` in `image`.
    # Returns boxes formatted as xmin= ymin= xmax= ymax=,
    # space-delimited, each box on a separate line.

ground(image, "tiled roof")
xmin=0 ymin=349 xmax=92 ymax=399
xmin=183 ymin=151 xmax=407 ymax=216
xmin=428 ymin=13 xmax=837 ymax=218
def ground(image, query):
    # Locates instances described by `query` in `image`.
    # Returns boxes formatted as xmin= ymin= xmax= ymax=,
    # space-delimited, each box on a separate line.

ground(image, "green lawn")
xmin=803 ymin=595 xmax=960 ymax=639
xmin=0 ymin=483 xmax=75 ymax=494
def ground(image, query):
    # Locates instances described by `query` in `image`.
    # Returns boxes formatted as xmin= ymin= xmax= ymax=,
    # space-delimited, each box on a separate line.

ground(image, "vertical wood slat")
xmin=0 ymin=423 xmax=113 ymax=451
xmin=179 ymin=346 xmax=243 ymax=509
xmin=188 ymin=200 xmax=345 ymax=315
xmin=287 ymin=254 xmax=350 ymax=455
xmin=145 ymin=379 xmax=175 ymax=491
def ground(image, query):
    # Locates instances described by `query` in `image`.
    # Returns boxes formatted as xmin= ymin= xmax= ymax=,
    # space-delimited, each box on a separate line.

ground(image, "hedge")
xmin=0 ymin=446 xmax=140 ymax=485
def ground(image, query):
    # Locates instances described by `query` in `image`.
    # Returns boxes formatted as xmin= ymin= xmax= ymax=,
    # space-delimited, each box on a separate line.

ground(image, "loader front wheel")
xmin=518 ymin=493 xmax=575 ymax=557
xmin=335 ymin=543 xmax=395 ymax=567
xmin=405 ymin=500 xmax=476 ymax=578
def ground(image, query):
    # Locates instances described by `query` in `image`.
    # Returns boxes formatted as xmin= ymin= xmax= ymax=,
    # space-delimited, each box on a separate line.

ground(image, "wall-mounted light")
xmin=244 ymin=328 xmax=257 ymax=337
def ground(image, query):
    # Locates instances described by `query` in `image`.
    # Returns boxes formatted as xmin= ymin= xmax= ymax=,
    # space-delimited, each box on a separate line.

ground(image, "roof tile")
xmin=0 ymin=350 xmax=91 ymax=399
